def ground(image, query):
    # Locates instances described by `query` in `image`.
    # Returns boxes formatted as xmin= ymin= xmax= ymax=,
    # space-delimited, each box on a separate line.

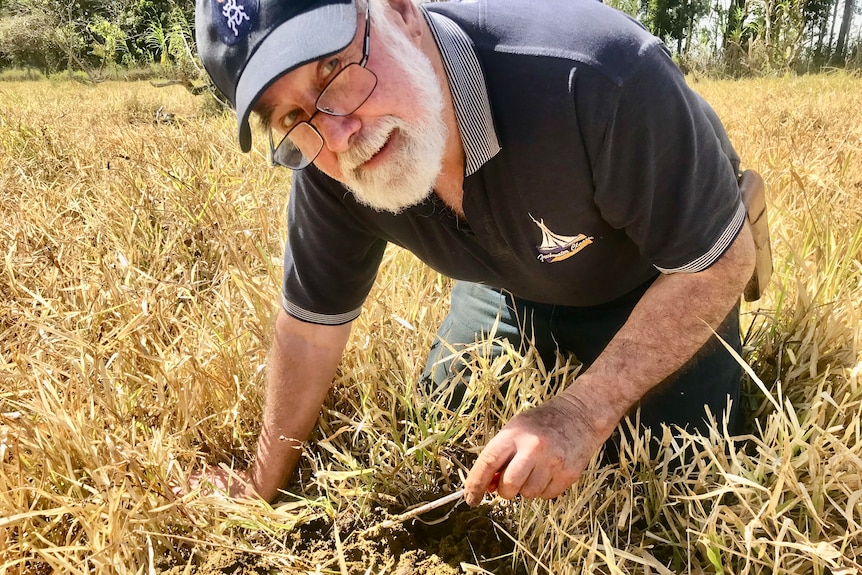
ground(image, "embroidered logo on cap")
xmin=212 ymin=0 xmax=259 ymax=45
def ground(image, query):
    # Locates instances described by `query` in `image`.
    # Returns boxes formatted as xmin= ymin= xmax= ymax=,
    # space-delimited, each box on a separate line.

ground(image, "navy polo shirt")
xmin=281 ymin=0 xmax=746 ymax=325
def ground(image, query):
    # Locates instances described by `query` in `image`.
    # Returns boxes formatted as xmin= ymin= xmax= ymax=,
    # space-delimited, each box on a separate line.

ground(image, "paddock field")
xmin=0 ymin=73 xmax=860 ymax=574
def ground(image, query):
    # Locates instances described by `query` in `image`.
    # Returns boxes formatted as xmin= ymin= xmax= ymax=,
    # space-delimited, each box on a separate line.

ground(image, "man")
xmin=194 ymin=0 xmax=756 ymax=507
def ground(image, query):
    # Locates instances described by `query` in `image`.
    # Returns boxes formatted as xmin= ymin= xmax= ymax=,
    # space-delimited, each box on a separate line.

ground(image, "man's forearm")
xmin=563 ymin=223 xmax=757 ymax=433
xmin=248 ymin=309 xmax=351 ymax=502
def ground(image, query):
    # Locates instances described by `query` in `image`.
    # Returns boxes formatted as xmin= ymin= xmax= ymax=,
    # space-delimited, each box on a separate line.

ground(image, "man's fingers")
xmin=495 ymin=455 xmax=532 ymax=500
xmin=171 ymin=470 xmax=209 ymax=497
xmin=518 ymin=466 xmax=553 ymax=499
xmin=537 ymin=465 xmax=584 ymax=500
xmin=464 ymin=440 xmax=515 ymax=506
xmin=176 ymin=466 xmax=255 ymax=499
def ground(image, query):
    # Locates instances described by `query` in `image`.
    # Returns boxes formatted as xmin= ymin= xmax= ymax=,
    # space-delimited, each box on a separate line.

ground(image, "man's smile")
xmin=359 ymin=129 xmax=398 ymax=170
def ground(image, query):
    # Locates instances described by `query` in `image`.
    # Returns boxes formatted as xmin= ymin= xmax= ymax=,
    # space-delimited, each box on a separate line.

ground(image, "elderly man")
xmin=195 ymin=0 xmax=756 ymax=506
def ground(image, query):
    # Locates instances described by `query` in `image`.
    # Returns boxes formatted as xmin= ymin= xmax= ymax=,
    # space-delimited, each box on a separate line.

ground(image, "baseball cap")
xmin=196 ymin=0 xmax=358 ymax=152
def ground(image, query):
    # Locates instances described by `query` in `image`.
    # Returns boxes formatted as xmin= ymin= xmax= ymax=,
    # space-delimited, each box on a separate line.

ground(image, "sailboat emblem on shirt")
xmin=530 ymin=214 xmax=594 ymax=263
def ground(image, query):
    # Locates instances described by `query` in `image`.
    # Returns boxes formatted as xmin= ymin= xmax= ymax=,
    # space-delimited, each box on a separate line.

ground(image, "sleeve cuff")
xmin=281 ymin=296 xmax=362 ymax=325
xmin=654 ymin=201 xmax=747 ymax=274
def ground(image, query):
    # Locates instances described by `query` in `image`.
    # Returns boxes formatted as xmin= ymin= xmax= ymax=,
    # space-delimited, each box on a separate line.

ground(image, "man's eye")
xmin=322 ymin=57 xmax=340 ymax=77
xmin=280 ymin=109 xmax=301 ymax=131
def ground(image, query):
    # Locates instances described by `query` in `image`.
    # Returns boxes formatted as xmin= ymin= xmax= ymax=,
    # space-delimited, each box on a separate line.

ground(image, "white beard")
xmin=337 ymin=7 xmax=448 ymax=214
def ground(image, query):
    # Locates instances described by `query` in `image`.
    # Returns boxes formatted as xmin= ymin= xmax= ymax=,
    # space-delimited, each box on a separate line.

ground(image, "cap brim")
xmin=235 ymin=0 xmax=357 ymax=152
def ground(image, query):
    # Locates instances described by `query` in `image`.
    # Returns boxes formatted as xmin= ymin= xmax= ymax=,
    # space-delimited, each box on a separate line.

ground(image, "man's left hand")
xmin=463 ymin=393 xmax=616 ymax=506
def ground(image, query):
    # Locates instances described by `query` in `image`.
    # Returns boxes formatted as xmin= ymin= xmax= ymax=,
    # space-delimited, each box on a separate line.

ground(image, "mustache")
xmin=338 ymin=117 xmax=402 ymax=172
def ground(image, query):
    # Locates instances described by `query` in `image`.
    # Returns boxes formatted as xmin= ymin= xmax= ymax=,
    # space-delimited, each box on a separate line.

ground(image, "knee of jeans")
xmin=423 ymin=336 xmax=512 ymax=386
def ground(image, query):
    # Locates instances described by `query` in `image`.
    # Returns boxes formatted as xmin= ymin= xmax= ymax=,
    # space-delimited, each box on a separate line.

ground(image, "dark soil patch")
xmin=162 ymin=549 xmax=276 ymax=575
xmin=162 ymin=503 xmax=526 ymax=575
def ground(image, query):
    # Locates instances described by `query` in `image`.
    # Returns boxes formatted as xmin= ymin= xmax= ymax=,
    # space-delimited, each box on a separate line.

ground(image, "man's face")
xmin=257 ymin=4 xmax=448 ymax=214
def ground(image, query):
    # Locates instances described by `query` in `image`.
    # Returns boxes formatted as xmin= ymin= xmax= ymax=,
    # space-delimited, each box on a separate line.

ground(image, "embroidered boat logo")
xmin=530 ymin=214 xmax=593 ymax=263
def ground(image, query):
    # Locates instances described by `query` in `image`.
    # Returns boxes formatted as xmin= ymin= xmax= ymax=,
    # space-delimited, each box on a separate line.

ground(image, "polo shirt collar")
xmin=421 ymin=7 xmax=501 ymax=176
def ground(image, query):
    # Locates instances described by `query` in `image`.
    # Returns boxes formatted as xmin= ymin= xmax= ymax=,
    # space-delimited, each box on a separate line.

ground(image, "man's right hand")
xmin=173 ymin=310 xmax=350 ymax=503
xmin=208 ymin=309 xmax=351 ymax=503
xmin=177 ymin=465 xmax=258 ymax=499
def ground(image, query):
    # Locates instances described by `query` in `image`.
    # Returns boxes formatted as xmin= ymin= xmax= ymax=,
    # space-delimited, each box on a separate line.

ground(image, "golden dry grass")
xmin=0 ymin=73 xmax=860 ymax=574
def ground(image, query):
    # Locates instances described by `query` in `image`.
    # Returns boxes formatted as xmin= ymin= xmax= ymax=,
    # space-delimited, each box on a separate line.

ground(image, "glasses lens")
xmin=274 ymin=123 xmax=323 ymax=169
xmin=318 ymin=64 xmax=378 ymax=116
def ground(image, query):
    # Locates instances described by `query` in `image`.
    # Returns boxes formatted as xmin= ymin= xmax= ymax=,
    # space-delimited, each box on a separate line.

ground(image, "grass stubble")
xmin=0 ymin=73 xmax=860 ymax=574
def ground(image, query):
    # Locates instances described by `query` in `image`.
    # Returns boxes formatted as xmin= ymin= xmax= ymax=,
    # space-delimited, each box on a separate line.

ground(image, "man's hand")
xmin=463 ymin=393 xmax=614 ymax=506
xmin=177 ymin=466 xmax=258 ymax=499
xmin=463 ymin=224 xmax=757 ymax=508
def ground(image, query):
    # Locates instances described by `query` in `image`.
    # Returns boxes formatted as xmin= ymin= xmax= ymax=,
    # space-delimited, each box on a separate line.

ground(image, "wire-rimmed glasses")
xmin=269 ymin=3 xmax=376 ymax=169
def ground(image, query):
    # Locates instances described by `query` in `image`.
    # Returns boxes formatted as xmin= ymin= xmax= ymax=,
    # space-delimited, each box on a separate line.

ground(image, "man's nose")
xmin=314 ymin=113 xmax=361 ymax=154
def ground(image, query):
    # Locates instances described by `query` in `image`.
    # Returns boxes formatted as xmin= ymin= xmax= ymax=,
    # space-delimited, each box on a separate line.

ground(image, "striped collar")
xmin=421 ymin=7 xmax=501 ymax=176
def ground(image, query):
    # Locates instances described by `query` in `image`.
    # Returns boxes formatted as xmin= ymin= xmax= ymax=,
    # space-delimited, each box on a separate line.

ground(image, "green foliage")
xmin=640 ymin=0 xmax=710 ymax=53
xmin=0 ymin=0 xmax=196 ymax=80
xmin=164 ymin=6 xmax=200 ymax=79
xmin=0 ymin=0 xmax=856 ymax=78
xmin=0 ymin=12 xmax=63 ymax=74
xmin=88 ymin=16 xmax=128 ymax=72
xmin=145 ymin=18 xmax=169 ymax=66
xmin=606 ymin=0 xmax=641 ymax=17
xmin=723 ymin=0 xmax=810 ymax=74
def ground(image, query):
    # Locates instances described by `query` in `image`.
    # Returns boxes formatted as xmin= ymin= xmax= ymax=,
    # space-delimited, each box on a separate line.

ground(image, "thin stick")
xmin=362 ymin=489 xmax=465 ymax=535
xmin=333 ymin=520 xmax=349 ymax=575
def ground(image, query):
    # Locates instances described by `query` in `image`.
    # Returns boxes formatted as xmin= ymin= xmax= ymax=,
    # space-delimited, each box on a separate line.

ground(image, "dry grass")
xmin=0 ymin=73 xmax=860 ymax=574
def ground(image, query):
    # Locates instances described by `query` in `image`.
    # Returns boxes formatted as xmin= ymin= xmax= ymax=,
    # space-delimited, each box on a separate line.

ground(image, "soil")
xmin=162 ymin=502 xmax=526 ymax=575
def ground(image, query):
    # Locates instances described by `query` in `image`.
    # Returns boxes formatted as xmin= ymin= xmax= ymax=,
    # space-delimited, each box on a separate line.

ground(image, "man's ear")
xmin=383 ymin=0 xmax=424 ymax=40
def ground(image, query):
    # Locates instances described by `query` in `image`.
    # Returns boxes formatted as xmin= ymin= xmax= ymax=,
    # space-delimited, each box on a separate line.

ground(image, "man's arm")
xmin=194 ymin=308 xmax=351 ymax=502
xmin=463 ymin=222 xmax=756 ymax=506
xmin=248 ymin=309 xmax=352 ymax=501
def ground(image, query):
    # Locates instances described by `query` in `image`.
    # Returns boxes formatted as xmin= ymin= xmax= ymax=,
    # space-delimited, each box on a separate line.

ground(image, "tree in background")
xmin=0 ymin=0 xmax=195 ymax=80
xmin=747 ymin=0 xmax=808 ymax=72
xmin=145 ymin=4 xmax=199 ymax=79
xmin=607 ymin=0 xmax=860 ymax=73
xmin=832 ymin=0 xmax=857 ymax=63
xmin=0 ymin=10 xmax=64 ymax=75
xmin=641 ymin=0 xmax=711 ymax=53
xmin=89 ymin=16 xmax=128 ymax=74
xmin=805 ymin=0 xmax=837 ymax=66
xmin=0 ymin=0 xmax=857 ymax=77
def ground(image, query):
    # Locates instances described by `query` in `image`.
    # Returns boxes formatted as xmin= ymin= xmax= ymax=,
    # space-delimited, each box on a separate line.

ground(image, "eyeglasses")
xmin=269 ymin=3 xmax=377 ymax=170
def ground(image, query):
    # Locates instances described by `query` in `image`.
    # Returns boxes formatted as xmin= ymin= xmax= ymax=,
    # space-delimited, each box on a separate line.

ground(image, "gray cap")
xmin=195 ymin=0 xmax=358 ymax=152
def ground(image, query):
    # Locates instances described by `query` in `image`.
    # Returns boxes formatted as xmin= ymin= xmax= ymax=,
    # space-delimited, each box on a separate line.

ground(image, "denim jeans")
xmin=422 ymin=278 xmax=744 ymax=439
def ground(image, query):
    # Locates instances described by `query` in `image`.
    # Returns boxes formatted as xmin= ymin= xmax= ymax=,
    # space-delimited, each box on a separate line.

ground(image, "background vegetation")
xmin=0 ymin=70 xmax=860 ymax=572
xmin=0 ymin=0 xmax=197 ymax=82
xmin=0 ymin=0 xmax=859 ymax=79
xmin=608 ymin=0 xmax=862 ymax=74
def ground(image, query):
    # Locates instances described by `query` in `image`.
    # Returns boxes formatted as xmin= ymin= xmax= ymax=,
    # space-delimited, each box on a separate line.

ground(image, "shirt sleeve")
xmin=282 ymin=167 xmax=387 ymax=325
xmin=587 ymin=42 xmax=746 ymax=274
